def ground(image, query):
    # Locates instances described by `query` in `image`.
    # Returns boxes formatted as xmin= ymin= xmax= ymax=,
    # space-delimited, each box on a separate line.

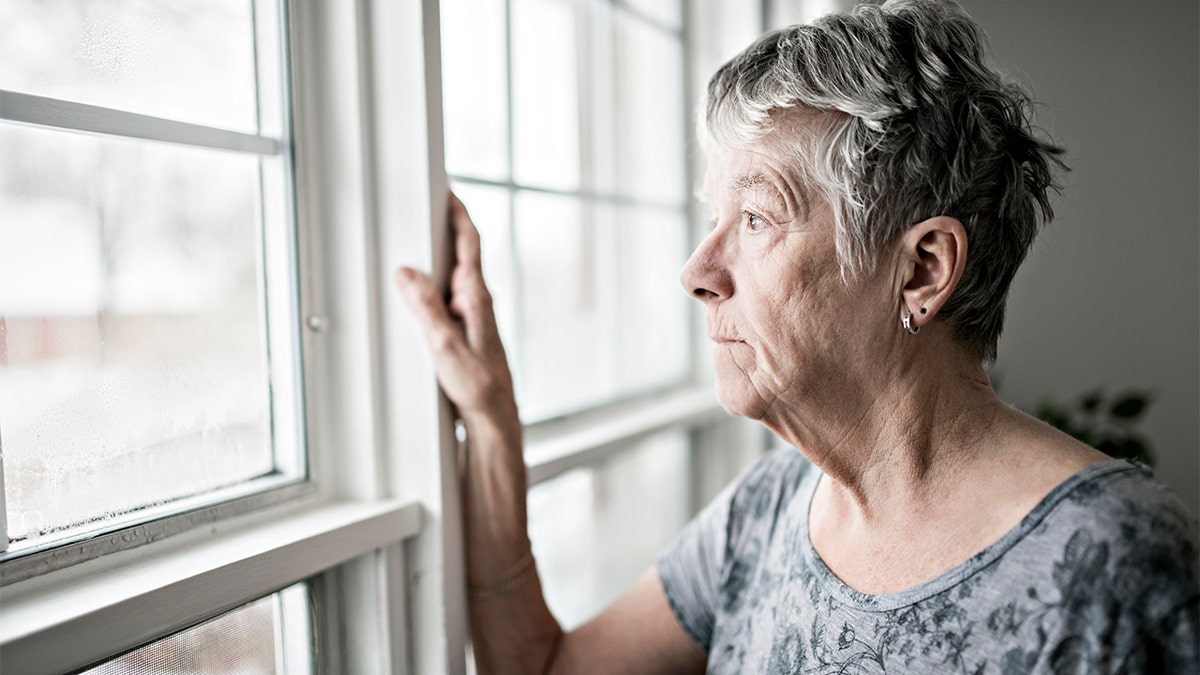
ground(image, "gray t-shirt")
xmin=658 ymin=449 xmax=1199 ymax=673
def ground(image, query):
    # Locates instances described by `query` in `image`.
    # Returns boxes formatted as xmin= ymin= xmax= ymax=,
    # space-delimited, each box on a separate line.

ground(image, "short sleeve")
xmin=655 ymin=447 xmax=812 ymax=652
xmin=656 ymin=480 xmax=735 ymax=651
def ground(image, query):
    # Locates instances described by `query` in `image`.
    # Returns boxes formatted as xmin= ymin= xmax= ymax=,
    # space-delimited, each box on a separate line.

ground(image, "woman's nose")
xmin=680 ymin=227 xmax=733 ymax=302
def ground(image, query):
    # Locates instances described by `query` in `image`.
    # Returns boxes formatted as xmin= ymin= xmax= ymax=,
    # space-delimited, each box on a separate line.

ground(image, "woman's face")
xmin=681 ymin=139 xmax=895 ymax=422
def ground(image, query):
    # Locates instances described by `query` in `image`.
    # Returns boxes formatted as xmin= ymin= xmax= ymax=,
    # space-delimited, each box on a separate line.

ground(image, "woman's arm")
xmin=395 ymin=195 xmax=705 ymax=675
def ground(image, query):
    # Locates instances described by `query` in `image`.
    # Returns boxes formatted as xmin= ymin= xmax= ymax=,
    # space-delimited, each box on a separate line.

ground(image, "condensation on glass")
xmin=80 ymin=583 xmax=312 ymax=675
xmin=0 ymin=0 xmax=298 ymax=548
xmin=0 ymin=1 xmax=264 ymax=133
xmin=440 ymin=0 xmax=689 ymax=422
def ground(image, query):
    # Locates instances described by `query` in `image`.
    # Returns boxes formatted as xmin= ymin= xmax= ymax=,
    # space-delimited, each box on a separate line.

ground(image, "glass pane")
xmin=0 ymin=1 xmax=269 ymax=134
xmin=618 ymin=0 xmax=682 ymax=30
xmin=512 ymin=0 xmax=581 ymax=190
xmin=613 ymin=11 xmax=687 ymax=204
xmin=0 ymin=124 xmax=274 ymax=542
xmin=441 ymin=0 xmax=509 ymax=180
xmin=616 ymin=207 xmax=690 ymax=392
xmin=81 ymin=583 xmax=311 ymax=675
xmin=514 ymin=192 xmax=616 ymax=420
xmin=528 ymin=430 xmax=691 ymax=628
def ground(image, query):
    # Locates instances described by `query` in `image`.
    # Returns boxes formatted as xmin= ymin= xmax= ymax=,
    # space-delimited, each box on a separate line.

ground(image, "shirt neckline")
xmin=797 ymin=456 xmax=1140 ymax=612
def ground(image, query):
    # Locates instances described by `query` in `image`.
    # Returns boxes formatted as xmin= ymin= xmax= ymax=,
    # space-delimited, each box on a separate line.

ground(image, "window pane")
xmin=514 ymin=192 xmax=616 ymax=420
xmin=441 ymin=0 xmax=509 ymax=180
xmin=613 ymin=11 xmax=687 ymax=204
xmin=618 ymin=0 xmax=682 ymax=30
xmin=528 ymin=431 xmax=691 ymax=628
xmin=0 ymin=124 xmax=276 ymax=542
xmin=0 ymin=1 xmax=270 ymax=134
xmin=513 ymin=197 xmax=690 ymax=420
xmin=616 ymin=207 xmax=689 ymax=392
xmin=81 ymin=583 xmax=311 ymax=675
xmin=512 ymin=0 xmax=581 ymax=190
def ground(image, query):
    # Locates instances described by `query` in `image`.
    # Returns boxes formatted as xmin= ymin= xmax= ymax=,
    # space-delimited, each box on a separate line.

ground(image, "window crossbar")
xmin=524 ymin=385 xmax=725 ymax=485
xmin=0 ymin=89 xmax=281 ymax=156
xmin=449 ymin=173 xmax=688 ymax=212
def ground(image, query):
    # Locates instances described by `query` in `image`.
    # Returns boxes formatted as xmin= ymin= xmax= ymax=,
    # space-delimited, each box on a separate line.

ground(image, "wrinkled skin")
xmin=682 ymin=138 xmax=902 ymax=444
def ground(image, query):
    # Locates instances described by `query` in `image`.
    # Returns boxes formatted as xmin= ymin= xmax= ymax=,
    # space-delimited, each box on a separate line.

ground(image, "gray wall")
xmin=961 ymin=0 xmax=1199 ymax=515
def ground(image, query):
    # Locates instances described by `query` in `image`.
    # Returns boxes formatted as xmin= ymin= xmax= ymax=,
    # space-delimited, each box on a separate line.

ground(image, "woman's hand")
xmin=397 ymin=192 xmax=529 ymax=582
xmin=395 ymin=194 xmax=517 ymax=423
xmin=394 ymin=195 xmax=706 ymax=675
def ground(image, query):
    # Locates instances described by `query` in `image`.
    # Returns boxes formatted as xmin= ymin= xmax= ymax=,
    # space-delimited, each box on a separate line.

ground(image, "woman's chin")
xmin=714 ymin=379 xmax=769 ymax=421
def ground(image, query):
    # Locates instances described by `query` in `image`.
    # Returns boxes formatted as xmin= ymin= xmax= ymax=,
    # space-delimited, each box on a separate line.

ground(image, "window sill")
xmin=524 ymin=384 xmax=726 ymax=485
xmin=0 ymin=499 xmax=422 ymax=675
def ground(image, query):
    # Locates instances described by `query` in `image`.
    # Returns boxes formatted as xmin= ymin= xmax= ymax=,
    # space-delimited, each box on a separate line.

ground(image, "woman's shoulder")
xmin=989 ymin=459 xmax=1200 ymax=671
xmin=1048 ymin=459 xmax=1196 ymax=541
xmin=1020 ymin=458 xmax=1198 ymax=607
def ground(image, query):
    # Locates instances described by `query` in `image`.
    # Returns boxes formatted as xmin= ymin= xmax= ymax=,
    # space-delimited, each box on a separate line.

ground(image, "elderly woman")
xmin=397 ymin=1 xmax=1198 ymax=672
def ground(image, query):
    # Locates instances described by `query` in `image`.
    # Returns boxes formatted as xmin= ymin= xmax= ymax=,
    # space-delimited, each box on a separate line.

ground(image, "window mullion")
xmin=524 ymin=385 xmax=724 ymax=485
xmin=357 ymin=0 xmax=465 ymax=671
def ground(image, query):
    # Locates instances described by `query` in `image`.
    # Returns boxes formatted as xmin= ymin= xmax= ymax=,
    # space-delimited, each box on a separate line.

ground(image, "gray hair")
xmin=704 ymin=0 xmax=1066 ymax=361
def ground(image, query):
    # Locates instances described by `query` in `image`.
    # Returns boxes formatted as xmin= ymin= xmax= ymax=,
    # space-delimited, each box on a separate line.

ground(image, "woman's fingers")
xmin=446 ymin=194 xmax=503 ymax=354
xmin=396 ymin=267 xmax=470 ymax=362
xmin=395 ymin=194 xmax=517 ymax=415
xmin=450 ymin=193 xmax=482 ymax=270
xmin=396 ymin=264 xmax=512 ymax=414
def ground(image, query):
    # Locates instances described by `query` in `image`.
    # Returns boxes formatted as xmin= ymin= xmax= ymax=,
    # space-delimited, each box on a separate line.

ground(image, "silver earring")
xmin=903 ymin=311 xmax=920 ymax=335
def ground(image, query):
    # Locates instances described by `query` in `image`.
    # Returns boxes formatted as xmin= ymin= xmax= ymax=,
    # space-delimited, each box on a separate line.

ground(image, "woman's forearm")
xmin=460 ymin=408 xmax=530 ymax=582
xmin=459 ymin=410 xmax=564 ymax=675
xmin=396 ymin=196 xmax=565 ymax=673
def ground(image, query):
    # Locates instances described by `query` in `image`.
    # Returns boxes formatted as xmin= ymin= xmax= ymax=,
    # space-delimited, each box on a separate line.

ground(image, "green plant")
xmin=1034 ymin=389 xmax=1154 ymax=466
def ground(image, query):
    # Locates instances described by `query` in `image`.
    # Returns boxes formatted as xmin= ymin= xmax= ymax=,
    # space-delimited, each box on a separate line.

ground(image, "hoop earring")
xmin=903 ymin=311 xmax=920 ymax=335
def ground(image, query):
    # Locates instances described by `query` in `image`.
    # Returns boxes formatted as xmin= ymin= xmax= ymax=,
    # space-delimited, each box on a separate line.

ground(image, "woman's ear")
xmin=898 ymin=216 xmax=967 ymax=329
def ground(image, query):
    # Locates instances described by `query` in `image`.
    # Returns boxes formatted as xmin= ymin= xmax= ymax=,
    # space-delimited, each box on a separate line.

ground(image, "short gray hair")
xmin=704 ymin=0 xmax=1066 ymax=361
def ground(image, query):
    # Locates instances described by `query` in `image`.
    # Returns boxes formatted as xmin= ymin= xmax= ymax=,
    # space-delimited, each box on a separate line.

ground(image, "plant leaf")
xmin=1080 ymin=390 xmax=1103 ymax=413
xmin=1036 ymin=402 xmax=1070 ymax=430
xmin=1110 ymin=393 xmax=1148 ymax=420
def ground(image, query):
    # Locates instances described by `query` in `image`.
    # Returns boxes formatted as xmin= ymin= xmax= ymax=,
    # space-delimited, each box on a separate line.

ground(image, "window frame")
xmin=1 ymin=0 xmax=460 ymax=672
xmin=0 ymin=0 xmax=309 ymax=574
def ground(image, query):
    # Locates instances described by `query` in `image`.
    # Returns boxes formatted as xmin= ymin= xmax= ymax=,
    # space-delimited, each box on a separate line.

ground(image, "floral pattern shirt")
xmin=658 ymin=449 xmax=1199 ymax=673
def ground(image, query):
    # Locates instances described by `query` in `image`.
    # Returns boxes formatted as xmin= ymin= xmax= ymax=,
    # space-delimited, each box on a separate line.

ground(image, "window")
xmin=1 ymin=1 xmax=429 ymax=672
xmin=0 ymin=0 xmax=305 ymax=564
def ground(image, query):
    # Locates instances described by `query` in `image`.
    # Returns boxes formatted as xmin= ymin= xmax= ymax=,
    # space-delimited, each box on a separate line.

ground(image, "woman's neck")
xmin=763 ymin=327 xmax=1004 ymax=520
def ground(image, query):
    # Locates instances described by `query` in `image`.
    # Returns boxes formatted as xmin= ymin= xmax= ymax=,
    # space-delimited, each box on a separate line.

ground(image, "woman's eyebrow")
xmin=729 ymin=173 xmax=771 ymax=193
xmin=730 ymin=172 xmax=805 ymax=219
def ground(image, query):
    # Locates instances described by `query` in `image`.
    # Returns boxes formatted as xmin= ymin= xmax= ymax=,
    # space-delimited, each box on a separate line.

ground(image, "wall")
xmin=961 ymin=0 xmax=1199 ymax=516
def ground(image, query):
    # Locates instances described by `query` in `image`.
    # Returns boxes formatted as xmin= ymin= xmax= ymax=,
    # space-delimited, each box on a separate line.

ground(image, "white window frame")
xmin=1 ymin=0 xmax=459 ymax=672
xmin=0 ymin=0 xmax=310 ymax=571
xmin=1 ymin=1 xmax=785 ymax=673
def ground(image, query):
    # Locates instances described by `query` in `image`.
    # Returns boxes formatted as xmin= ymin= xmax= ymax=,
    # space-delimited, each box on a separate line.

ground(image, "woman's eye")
xmin=744 ymin=212 xmax=769 ymax=231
